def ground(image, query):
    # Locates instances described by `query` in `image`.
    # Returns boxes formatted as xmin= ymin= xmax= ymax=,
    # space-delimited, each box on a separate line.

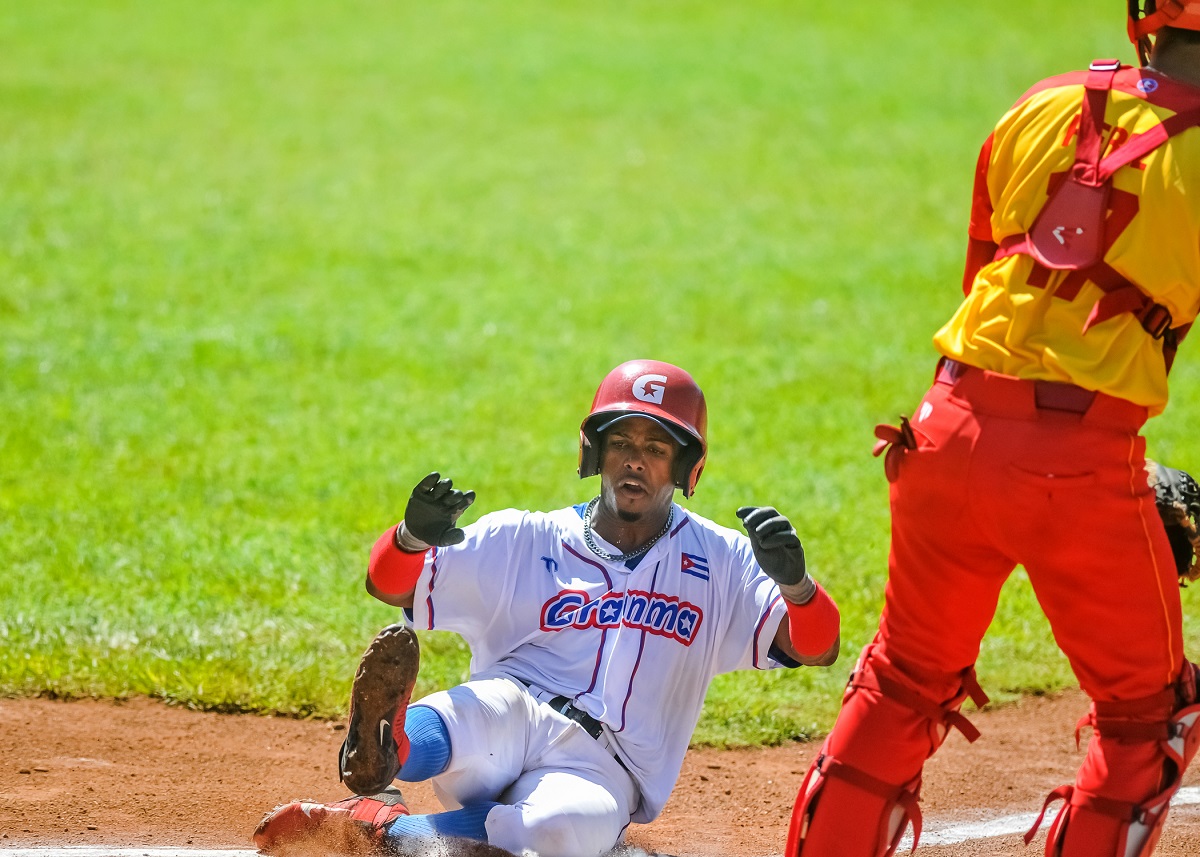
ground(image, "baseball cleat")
xmin=340 ymin=623 xmax=421 ymax=795
xmin=252 ymin=788 xmax=410 ymax=856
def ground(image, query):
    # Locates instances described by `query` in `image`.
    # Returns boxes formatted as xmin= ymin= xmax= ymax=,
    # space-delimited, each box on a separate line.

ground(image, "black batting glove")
xmin=403 ymin=472 xmax=476 ymax=547
xmin=736 ymin=506 xmax=807 ymax=586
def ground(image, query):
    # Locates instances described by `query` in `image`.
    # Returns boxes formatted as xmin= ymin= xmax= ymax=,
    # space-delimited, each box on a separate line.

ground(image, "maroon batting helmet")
xmin=1129 ymin=0 xmax=1200 ymax=64
xmin=578 ymin=359 xmax=708 ymax=497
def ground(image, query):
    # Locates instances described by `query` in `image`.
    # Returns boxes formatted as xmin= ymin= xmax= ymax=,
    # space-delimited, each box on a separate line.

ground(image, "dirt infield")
xmin=2 ymin=689 xmax=1198 ymax=856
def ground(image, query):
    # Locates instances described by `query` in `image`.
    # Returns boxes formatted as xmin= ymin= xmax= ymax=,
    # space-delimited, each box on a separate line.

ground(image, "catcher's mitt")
xmin=1147 ymin=460 xmax=1200 ymax=584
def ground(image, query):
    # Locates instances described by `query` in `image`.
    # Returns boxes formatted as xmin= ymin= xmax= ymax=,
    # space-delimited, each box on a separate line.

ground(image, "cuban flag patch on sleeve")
xmin=681 ymin=552 xmax=710 ymax=581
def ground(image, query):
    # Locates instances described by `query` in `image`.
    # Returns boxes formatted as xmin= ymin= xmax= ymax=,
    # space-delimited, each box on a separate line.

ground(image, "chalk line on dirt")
xmin=900 ymin=785 xmax=1200 ymax=848
xmin=0 ymin=851 xmax=258 ymax=857
xmin=6 ymin=789 xmax=1199 ymax=857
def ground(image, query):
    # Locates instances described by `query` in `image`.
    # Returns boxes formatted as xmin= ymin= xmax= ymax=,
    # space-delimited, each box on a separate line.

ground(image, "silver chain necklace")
xmin=582 ymin=496 xmax=674 ymax=564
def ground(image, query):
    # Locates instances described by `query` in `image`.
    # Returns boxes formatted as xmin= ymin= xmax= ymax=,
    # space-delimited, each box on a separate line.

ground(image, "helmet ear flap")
xmin=674 ymin=445 xmax=706 ymax=498
xmin=577 ymin=418 xmax=603 ymax=480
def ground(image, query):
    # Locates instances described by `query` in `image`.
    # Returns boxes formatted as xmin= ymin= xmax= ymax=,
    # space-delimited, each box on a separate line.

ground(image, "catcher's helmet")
xmin=578 ymin=359 xmax=708 ymax=498
xmin=1129 ymin=0 xmax=1200 ymax=64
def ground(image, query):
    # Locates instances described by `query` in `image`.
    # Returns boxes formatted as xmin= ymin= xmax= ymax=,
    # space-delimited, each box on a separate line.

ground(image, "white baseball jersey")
xmin=407 ymin=502 xmax=790 ymax=823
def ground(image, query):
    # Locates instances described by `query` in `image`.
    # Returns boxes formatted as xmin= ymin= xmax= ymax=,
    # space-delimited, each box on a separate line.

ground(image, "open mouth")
xmin=617 ymin=478 xmax=648 ymax=499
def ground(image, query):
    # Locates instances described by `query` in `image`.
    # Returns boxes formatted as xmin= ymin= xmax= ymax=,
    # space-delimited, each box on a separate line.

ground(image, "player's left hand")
xmin=736 ymin=506 xmax=807 ymax=586
xmin=1148 ymin=460 xmax=1200 ymax=583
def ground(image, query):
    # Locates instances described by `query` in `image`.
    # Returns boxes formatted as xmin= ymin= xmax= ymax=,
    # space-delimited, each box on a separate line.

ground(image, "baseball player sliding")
xmin=788 ymin=4 xmax=1200 ymax=857
xmin=255 ymin=359 xmax=842 ymax=857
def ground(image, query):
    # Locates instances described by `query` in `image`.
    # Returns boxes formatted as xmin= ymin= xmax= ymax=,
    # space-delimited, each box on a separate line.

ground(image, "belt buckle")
xmin=544 ymin=692 xmax=628 ymax=772
xmin=550 ymin=695 xmax=604 ymax=740
xmin=570 ymin=709 xmax=605 ymax=741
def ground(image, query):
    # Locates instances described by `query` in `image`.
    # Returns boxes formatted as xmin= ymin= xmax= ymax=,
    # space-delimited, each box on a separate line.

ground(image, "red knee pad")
xmin=849 ymin=647 xmax=989 ymax=748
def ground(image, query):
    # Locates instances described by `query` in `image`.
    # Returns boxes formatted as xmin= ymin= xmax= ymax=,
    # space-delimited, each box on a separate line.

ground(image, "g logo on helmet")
xmin=632 ymin=374 xmax=668 ymax=404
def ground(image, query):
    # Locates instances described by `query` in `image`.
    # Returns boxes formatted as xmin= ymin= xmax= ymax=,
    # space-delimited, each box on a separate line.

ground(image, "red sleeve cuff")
xmin=783 ymin=583 xmax=840 ymax=657
xmin=368 ymin=525 xmax=427 ymax=595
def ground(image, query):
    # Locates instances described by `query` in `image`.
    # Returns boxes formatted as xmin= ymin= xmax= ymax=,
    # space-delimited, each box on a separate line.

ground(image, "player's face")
xmin=598 ymin=417 xmax=679 ymax=523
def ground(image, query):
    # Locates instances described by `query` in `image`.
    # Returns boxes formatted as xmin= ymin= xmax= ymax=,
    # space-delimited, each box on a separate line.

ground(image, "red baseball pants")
xmin=799 ymin=361 xmax=1185 ymax=856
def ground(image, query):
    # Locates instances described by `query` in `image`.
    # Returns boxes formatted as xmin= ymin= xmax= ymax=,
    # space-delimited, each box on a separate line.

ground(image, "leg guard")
xmin=1027 ymin=663 xmax=1200 ymax=857
xmin=787 ymin=644 xmax=989 ymax=857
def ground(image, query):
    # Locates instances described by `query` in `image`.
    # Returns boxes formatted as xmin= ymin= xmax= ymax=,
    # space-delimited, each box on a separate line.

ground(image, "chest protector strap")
xmin=995 ymin=60 xmax=1200 ymax=369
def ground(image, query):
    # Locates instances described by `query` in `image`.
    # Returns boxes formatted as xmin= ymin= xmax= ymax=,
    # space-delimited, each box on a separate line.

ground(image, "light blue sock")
xmin=396 ymin=704 xmax=451 ymax=782
xmin=384 ymin=802 xmax=498 ymax=843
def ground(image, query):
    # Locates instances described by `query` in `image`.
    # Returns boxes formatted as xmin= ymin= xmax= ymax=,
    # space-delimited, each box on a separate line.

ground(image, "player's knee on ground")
xmin=485 ymin=801 xmax=624 ymax=857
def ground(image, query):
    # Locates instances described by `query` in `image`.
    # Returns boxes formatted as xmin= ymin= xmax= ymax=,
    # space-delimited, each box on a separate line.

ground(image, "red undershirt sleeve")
xmin=783 ymin=583 xmax=840 ymax=657
xmin=367 ymin=524 xmax=427 ymax=595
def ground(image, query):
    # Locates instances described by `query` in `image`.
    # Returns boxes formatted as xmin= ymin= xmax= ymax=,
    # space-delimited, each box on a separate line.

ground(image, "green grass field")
xmin=3 ymin=1 xmax=1197 ymax=746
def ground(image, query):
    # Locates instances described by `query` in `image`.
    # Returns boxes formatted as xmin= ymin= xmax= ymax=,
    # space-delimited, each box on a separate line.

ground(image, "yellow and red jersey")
xmin=935 ymin=65 xmax=1200 ymax=413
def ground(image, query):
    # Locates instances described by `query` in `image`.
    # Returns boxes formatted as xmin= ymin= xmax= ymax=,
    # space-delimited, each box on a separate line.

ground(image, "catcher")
xmin=788 ymin=5 xmax=1200 ymax=857
xmin=254 ymin=359 xmax=841 ymax=857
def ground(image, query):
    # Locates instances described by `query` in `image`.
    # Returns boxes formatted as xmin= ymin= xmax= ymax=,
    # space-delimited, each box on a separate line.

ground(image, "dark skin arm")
xmin=366 ymin=575 xmax=415 ymax=610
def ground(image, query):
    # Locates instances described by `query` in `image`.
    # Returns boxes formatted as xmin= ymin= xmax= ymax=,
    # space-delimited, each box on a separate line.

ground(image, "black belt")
xmin=518 ymin=681 xmax=629 ymax=772
xmin=547 ymin=695 xmax=606 ymax=740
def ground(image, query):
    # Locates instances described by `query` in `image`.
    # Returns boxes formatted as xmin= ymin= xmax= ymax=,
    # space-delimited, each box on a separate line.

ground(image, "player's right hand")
xmin=404 ymin=472 xmax=476 ymax=547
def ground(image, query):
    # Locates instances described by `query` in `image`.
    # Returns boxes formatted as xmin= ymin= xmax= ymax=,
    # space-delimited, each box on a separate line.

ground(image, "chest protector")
xmin=996 ymin=60 xmax=1200 ymax=369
